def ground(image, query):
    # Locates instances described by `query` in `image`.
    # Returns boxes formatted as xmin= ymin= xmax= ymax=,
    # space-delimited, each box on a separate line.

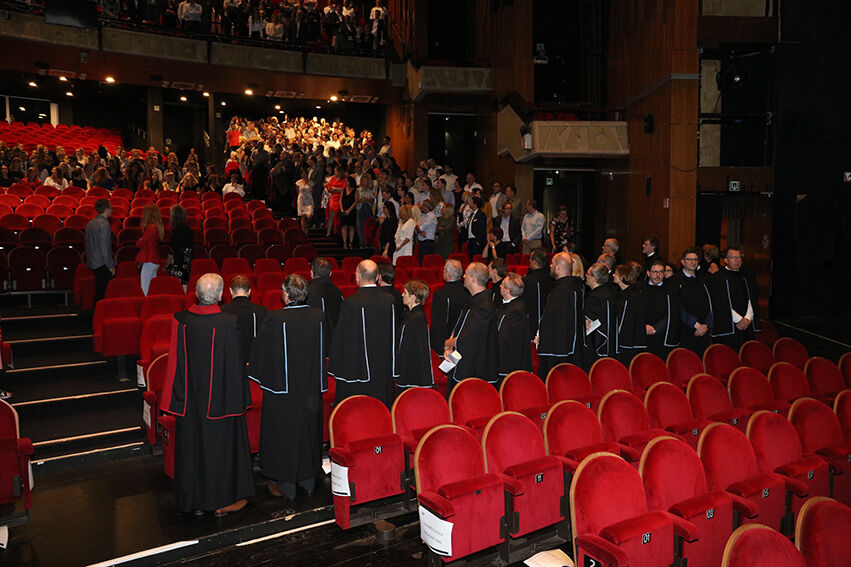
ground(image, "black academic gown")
xmin=641 ymin=281 xmax=681 ymax=359
xmin=380 ymin=283 xmax=405 ymax=320
xmin=429 ymin=279 xmax=469 ymax=353
xmin=673 ymin=271 xmax=714 ymax=356
xmin=522 ymin=267 xmax=553 ymax=335
xmin=248 ymin=303 xmax=326 ymax=485
xmin=710 ymin=267 xmax=761 ymax=350
xmin=536 ymin=276 xmax=584 ymax=379
xmin=396 ymin=305 xmax=434 ymax=390
xmin=582 ymin=283 xmax=618 ymax=369
xmin=491 ymin=278 xmax=504 ymax=307
xmin=448 ymin=289 xmax=498 ymax=394
xmin=615 ymin=284 xmax=647 ymax=366
xmin=306 ymin=276 xmax=344 ymax=345
xmin=497 ymin=298 xmax=533 ymax=379
xmin=330 ymin=286 xmax=399 ymax=406
xmin=221 ymin=296 xmax=268 ymax=367
xmin=160 ymin=305 xmax=255 ymax=513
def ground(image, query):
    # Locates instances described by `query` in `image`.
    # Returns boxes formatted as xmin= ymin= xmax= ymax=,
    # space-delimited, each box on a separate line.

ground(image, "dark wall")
xmin=771 ymin=0 xmax=851 ymax=318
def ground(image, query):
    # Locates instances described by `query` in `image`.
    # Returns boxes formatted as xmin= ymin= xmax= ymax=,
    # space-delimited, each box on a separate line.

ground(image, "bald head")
xmin=550 ymin=252 xmax=574 ymax=279
xmin=356 ymin=259 xmax=378 ymax=286
xmin=196 ymin=273 xmax=224 ymax=305
xmin=463 ymin=262 xmax=489 ymax=293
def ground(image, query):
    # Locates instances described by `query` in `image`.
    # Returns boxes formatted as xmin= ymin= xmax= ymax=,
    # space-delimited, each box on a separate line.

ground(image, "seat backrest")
xmin=598 ymin=389 xmax=651 ymax=443
xmin=747 ymin=410 xmax=805 ymax=474
xmin=804 ymin=357 xmax=845 ymax=397
xmin=253 ymin=258 xmax=282 ymax=274
xmin=723 ymin=524 xmax=806 ymax=567
xmin=589 ymin=357 xmax=633 ymax=395
xmin=329 ymin=395 xmax=393 ymax=449
xmin=104 ymin=277 xmax=143 ymax=299
xmin=499 ymin=370 xmax=548 ymax=412
xmin=768 ymin=362 xmax=812 ymax=402
xmin=795 ymin=496 xmax=851 ymax=567
xmin=140 ymin=295 xmax=183 ymax=321
xmin=414 ymin=425 xmax=486 ymax=495
xmin=482 ymin=412 xmax=546 ymax=474
xmin=629 ymin=352 xmax=670 ymax=390
xmin=0 ymin=400 xmax=20 ymax=440
xmin=449 ymin=378 xmax=502 ymax=426
xmin=687 ymin=373 xmax=733 ymax=419
xmin=773 ymin=337 xmax=809 ymax=369
xmin=190 ymin=259 xmax=219 ymax=279
xmin=839 ymin=353 xmax=851 ymax=386
xmin=221 ymin=257 xmax=252 ymax=276
xmin=148 ymin=276 xmax=185 ymax=296
xmin=543 ymin=400 xmax=604 ymax=456
xmin=571 ymin=453 xmax=649 ymax=544
xmin=146 ymin=353 xmax=170 ymax=399
xmin=788 ymin=397 xmax=843 ymax=453
xmin=704 ymin=343 xmax=742 ymax=381
xmin=698 ymin=423 xmax=761 ymax=491
xmin=740 ymin=340 xmax=776 ymax=374
xmin=391 ymin=387 xmax=449 ymax=439
xmin=835 ymin=390 xmax=851 ymax=441
xmin=728 ymin=366 xmax=774 ymax=408
xmin=341 ymin=257 xmax=363 ymax=272
xmin=639 ymin=436 xmax=708 ymax=511
xmin=546 ymin=363 xmax=592 ymax=402
xmin=644 ymin=382 xmax=695 ymax=429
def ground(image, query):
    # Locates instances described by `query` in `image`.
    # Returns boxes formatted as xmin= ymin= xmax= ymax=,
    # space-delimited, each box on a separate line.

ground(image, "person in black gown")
xmin=248 ymin=274 xmax=326 ymax=500
xmin=306 ymin=257 xmax=344 ymax=346
xmin=672 ymin=248 xmax=713 ymax=356
xmin=429 ymin=259 xmax=469 ymax=353
xmin=160 ymin=273 xmax=254 ymax=517
xmin=582 ymin=262 xmax=618 ymax=369
xmin=522 ymin=248 xmax=553 ymax=336
xmin=396 ymin=279 xmax=434 ymax=391
xmin=221 ymin=275 xmax=268 ymax=371
xmin=612 ymin=262 xmax=646 ymax=365
xmin=641 ymin=259 xmax=681 ymax=359
xmin=710 ymin=245 xmax=761 ymax=350
xmin=536 ymin=252 xmax=584 ymax=379
xmin=496 ymin=273 xmax=533 ymax=381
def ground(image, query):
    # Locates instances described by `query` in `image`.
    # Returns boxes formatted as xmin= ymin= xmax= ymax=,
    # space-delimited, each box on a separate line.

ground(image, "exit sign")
xmin=729 ymin=180 xmax=741 ymax=192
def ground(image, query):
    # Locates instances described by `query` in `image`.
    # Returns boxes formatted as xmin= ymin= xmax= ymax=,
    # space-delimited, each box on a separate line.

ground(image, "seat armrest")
xmin=727 ymin=474 xmax=779 ymax=500
xmin=616 ymin=443 xmax=641 ymax=462
xmin=16 ymin=438 xmax=33 ymax=457
xmin=503 ymin=455 xmax=562 ymax=481
xmin=778 ymin=474 xmax=809 ymax=497
xmin=348 ymin=433 xmax=402 ymax=454
xmin=500 ymin=473 xmax=525 ymax=496
xmin=437 ymin=472 xmax=502 ymax=500
xmin=600 ymin=510 xmax=672 ymax=546
xmin=329 ymin=447 xmax=356 ymax=467
xmin=661 ymin=511 xmax=699 ymax=543
xmin=775 ymin=455 xmax=827 ymax=480
xmin=812 ymin=451 xmax=844 ymax=474
xmin=418 ymin=491 xmax=456 ymax=520
xmin=142 ymin=391 xmax=158 ymax=405
xmin=553 ymin=454 xmax=579 ymax=473
xmin=724 ymin=491 xmax=759 ymax=518
xmin=575 ymin=534 xmax=629 ymax=567
xmin=399 ymin=434 xmax=418 ymax=454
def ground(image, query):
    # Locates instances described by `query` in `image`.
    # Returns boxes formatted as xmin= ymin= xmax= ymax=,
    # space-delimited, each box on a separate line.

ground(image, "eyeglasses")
xmin=683 ymin=257 xmax=699 ymax=262
xmin=649 ymin=270 xmax=665 ymax=274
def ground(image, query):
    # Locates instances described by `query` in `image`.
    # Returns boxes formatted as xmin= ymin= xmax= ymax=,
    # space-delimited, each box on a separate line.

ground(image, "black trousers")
xmin=93 ymin=266 xmax=112 ymax=305
xmin=418 ymin=239 xmax=435 ymax=261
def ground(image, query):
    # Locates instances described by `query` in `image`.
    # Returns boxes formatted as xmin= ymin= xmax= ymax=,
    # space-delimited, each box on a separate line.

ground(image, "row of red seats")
xmin=0 ymin=122 xmax=122 ymax=154
xmin=330 ymin=383 xmax=851 ymax=565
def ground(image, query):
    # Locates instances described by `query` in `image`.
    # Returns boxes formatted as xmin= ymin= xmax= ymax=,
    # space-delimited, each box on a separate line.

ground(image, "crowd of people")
xmin=88 ymin=0 xmax=391 ymax=53
xmin=159 ymin=231 xmax=760 ymax=515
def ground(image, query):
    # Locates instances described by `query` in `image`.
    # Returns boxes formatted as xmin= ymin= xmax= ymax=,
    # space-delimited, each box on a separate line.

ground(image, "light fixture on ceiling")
xmin=180 ymin=96 xmax=187 ymax=102
xmin=18 ymin=107 xmax=25 ymax=112
xmin=28 ymin=81 xmax=37 ymax=87
xmin=330 ymin=95 xmax=338 ymax=102
xmin=105 ymin=76 xmax=116 ymax=84
xmin=221 ymin=101 xmax=227 ymax=106
xmin=244 ymin=89 xmax=253 ymax=96
xmin=278 ymin=110 xmax=284 ymax=114
xmin=202 ymin=91 xmax=210 ymax=97
xmin=65 ymin=91 xmax=74 ymax=97
xmin=274 ymin=105 xmax=281 ymax=110
xmin=315 ymin=105 xmax=321 ymax=109
xmin=59 ymin=76 xmax=67 ymax=82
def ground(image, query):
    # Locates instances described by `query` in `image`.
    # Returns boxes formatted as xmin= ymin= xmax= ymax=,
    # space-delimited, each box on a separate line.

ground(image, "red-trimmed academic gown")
xmin=160 ymin=304 xmax=255 ymax=512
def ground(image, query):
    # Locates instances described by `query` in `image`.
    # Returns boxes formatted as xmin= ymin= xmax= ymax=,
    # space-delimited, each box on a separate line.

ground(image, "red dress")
xmin=135 ymin=224 xmax=162 ymax=264
xmin=326 ymin=176 xmax=346 ymax=212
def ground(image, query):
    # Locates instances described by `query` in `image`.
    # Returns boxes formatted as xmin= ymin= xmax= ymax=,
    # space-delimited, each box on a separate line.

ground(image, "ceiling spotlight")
xmin=330 ymin=95 xmax=338 ymax=102
xmin=180 ymin=96 xmax=187 ymax=102
xmin=28 ymin=81 xmax=37 ymax=87
xmin=38 ymin=113 xmax=46 ymax=118
xmin=18 ymin=107 xmax=25 ymax=112
xmin=315 ymin=105 xmax=321 ymax=109
xmin=278 ymin=110 xmax=284 ymax=114
xmin=105 ymin=76 xmax=115 ymax=84
xmin=221 ymin=101 xmax=227 ymax=106
xmin=202 ymin=91 xmax=209 ymax=97
xmin=244 ymin=89 xmax=253 ymax=96
xmin=274 ymin=105 xmax=281 ymax=110
xmin=59 ymin=76 xmax=67 ymax=82
xmin=65 ymin=91 xmax=74 ymax=97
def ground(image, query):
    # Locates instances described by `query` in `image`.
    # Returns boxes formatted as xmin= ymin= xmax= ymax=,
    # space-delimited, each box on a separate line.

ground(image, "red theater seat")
xmin=728 ymin=366 xmax=790 ymax=416
xmin=545 ymin=363 xmax=600 ymax=410
xmin=8 ymin=246 xmax=46 ymax=292
xmin=839 ymin=353 xmax=851 ymax=387
xmin=667 ymin=348 xmax=705 ymax=388
xmin=499 ymin=370 xmax=550 ymax=429
xmin=252 ymin=258 xmax=281 ymax=275
xmin=598 ymin=390 xmax=672 ymax=455
xmin=704 ymin=343 xmax=742 ymax=383
xmin=804 ymin=357 xmax=845 ymax=400
xmin=644 ymin=382 xmax=711 ymax=449
xmin=482 ymin=412 xmax=565 ymax=538
xmin=105 ymin=277 xmax=143 ymax=299
xmin=835 ymin=390 xmax=851 ymax=442
xmin=590 ymin=358 xmax=643 ymax=397
xmin=788 ymin=398 xmax=851 ymax=507
xmin=773 ymin=337 xmax=809 ymax=370
xmin=414 ymin=425 xmax=505 ymax=562
xmin=740 ymin=340 xmax=776 ymax=374
xmin=292 ymin=244 xmax=318 ymax=261
xmin=46 ymin=247 xmax=81 ymax=290
xmin=747 ymin=410 xmax=830 ymax=518
xmin=769 ymin=362 xmax=826 ymax=405
xmin=687 ymin=374 xmax=751 ymax=432
xmin=284 ymin=257 xmax=310 ymax=274
xmin=639 ymin=437 xmax=757 ymax=567
xmin=31 ymin=214 xmax=62 ymax=234
xmin=570 ymin=452 xmax=692 ymax=567
xmin=448 ymin=378 xmax=502 ymax=438
xmin=147 ymin=276 xmax=184 ymax=296
xmin=92 ymin=297 xmax=143 ymax=356
xmin=391 ymin=387 xmax=450 ymax=454
xmin=722 ymin=524 xmax=806 ymax=567
xmin=257 ymin=228 xmax=283 ymax=248
xmin=142 ymin=353 xmax=169 ymax=445
xmin=794 ymin=497 xmax=851 ymax=567
xmin=698 ymin=423 xmax=801 ymax=533
xmin=328 ymin=396 xmax=405 ymax=529
xmin=0 ymin=400 xmax=33 ymax=509
xmin=139 ymin=295 xmax=183 ymax=322
xmin=544 ymin=400 xmax=638 ymax=466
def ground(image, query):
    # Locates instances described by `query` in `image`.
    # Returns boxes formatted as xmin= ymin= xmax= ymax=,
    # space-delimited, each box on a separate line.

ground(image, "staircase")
xmin=1 ymin=297 xmax=147 ymax=472
xmin=307 ymin=229 xmax=375 ymax=263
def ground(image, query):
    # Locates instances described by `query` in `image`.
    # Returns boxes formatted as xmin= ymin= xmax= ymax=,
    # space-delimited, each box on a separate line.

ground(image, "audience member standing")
xmin=444 ymin=263 xmax=498 ymax=395
xmin=136 ymin=204 xmax=164 ymax=296
xmin=521 ymin=200 xmax=545 ymax=254
xmin=85 ymin=199 xmax=115 ymax=305
xmin=248 ymin=274 xmax=326 ymax=500
xmin=673 ymin=248 xmax=713 ymax=356
xmin=396 ymin=279 xmax=434 ymax=391
xmin=521 ymin=248 xmax=553 ymax=336
xmin=393 ymin=205 xmax=416 ymax=264
xmin=429 ymin=260 xmax=469 ymax=353
xmin=329 ymin=260 xmax=399 ymax=406
xmin=221 ymin=275 xmax=268 ymax=369
xmin=160 ymin=274 xmax=254 ymax=516
xmin=496 ymin=273 xmax=533 ymax=381
xmin=710 ymin=245 xmax=760 ymax=350
xmin=465 ymin=197 xmax=487 ymax=260
xmin=167 ymin=205 xmax=193 ymax=289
